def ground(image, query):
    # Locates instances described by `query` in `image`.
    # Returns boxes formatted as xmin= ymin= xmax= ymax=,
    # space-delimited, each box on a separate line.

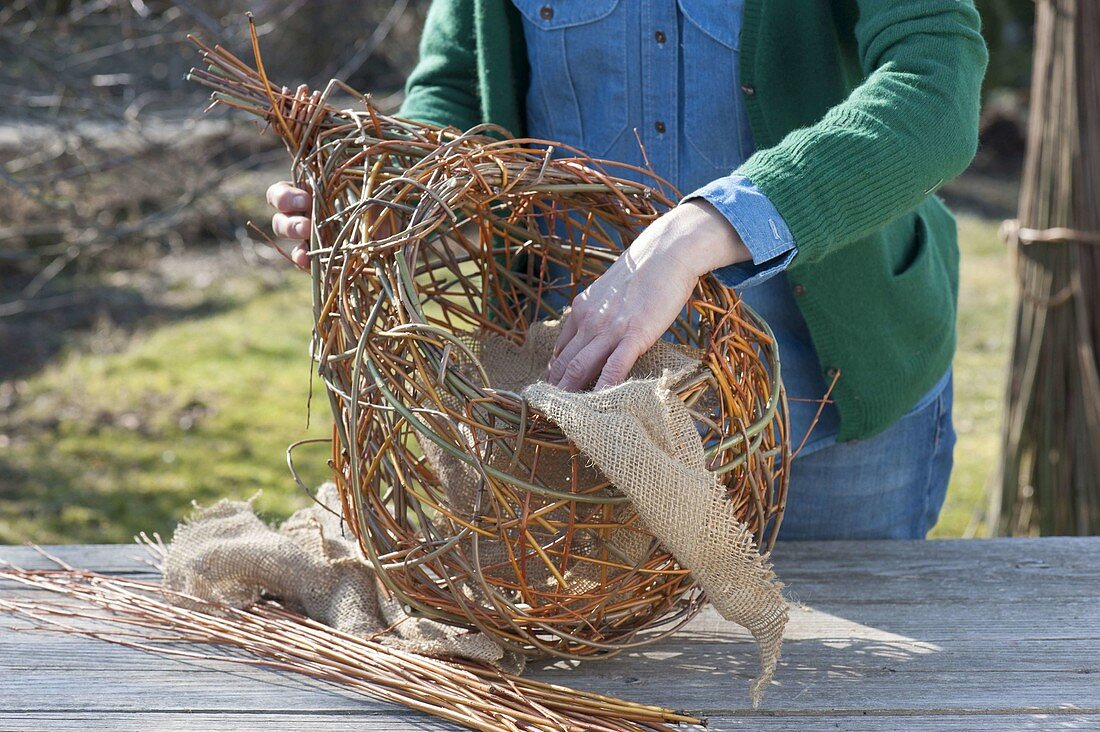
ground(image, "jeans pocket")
xmin=921 ymin=374 xmax=955 ymax=535
xmin=900 ymin=365 xmax=953 ymax=421
xmin=933 ymin=372 xmax=955 ymax=449
xmin=511 ymin=0 xmax=629 ymax=157
xmin=678 ymin=0 xmax=750 ymax=171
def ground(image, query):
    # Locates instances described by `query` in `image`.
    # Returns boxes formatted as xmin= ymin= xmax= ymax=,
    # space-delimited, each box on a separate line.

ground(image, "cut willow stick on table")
xmin=997 ymin=0 xmax=1100 ymax=534
xmin=0 ymin=548 xmax=702 ymax=732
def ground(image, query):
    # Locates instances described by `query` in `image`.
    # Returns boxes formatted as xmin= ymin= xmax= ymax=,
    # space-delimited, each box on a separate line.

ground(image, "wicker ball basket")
xmin=191 ymin=30 xmax=790 ymax=661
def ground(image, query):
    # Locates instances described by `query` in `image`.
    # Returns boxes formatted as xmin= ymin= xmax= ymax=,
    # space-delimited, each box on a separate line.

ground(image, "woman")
xmin=267 ymin=0 xmax=988 ymax=540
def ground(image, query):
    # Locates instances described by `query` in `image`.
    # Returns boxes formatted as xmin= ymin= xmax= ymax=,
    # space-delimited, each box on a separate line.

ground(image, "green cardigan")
xmin=399 ymin=0 xmax=988 ymax=441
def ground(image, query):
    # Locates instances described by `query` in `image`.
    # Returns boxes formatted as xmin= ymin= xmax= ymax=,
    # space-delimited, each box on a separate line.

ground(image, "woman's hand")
xmin=266 ymin=179 xmax=396 ymax=271
xmin=547 ymin=199 xmax=750 ymax=391
xmin=266 ymin=180 xmax=313 ymax=272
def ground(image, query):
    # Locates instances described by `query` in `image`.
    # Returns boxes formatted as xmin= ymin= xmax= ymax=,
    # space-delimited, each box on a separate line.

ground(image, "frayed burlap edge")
xmin=161 ymin=485 xmax=523 ymax=673
xmin=524 ymin=365 xmax=788 ymax=705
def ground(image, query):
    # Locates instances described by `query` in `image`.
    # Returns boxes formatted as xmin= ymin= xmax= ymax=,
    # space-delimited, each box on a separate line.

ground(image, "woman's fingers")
xmin=552 ymin=306 xmax=581 ymax=359
xmin=272 ymin=210 xmax=311 ymax=272
xmin=548 ymin=290 xmax=595 ymax=380
xmin=547 ymin=318 xmax=592 ymax=384
xmin=547 ymin=320 xmax=581 ymax=382
xmin=593 ymin=335 xmax=647 ymax=391
xmin=555 ymin=335 xmax=618 ymax=392
xmin=264 ymin=179 xmax=312 ymax=273
xmin=290 ymin=242 xmax=310 ymax=271
xmin=266 ymin=181 xmax=312 ymax=214
xmin=272 ymin=212 xmax=310 ymax=240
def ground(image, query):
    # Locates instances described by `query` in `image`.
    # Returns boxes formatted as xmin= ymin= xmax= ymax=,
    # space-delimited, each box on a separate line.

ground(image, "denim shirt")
xmin=512 ymin=0 xmax=841 ymax=450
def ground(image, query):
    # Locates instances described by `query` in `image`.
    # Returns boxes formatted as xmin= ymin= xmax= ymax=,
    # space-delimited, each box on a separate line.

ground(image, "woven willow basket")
xmin=191 ymin=29 xmax=790 ymax=660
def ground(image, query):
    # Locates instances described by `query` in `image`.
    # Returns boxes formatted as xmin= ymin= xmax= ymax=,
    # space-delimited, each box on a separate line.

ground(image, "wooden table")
xmin=2 ymin=539 xmax=1097 ymax=731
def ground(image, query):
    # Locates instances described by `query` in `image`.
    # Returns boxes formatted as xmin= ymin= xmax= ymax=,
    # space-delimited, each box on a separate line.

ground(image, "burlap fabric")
xmin=422 ymin=320 xmax=788 ymax=703
xmin=418 ymin=321 xmax=695 ymax=594
xmin=162 ymin=483 xmax=523 ymax=672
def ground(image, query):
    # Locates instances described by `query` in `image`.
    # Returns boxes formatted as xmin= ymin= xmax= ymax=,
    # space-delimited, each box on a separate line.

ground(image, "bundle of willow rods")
xmin=0 ymin=544 xmax=703 ymax=732
xmin=998 ymin=0 xmax=1100 ymax=535
xmin=188 ymin=18 xmax=788 ymax=658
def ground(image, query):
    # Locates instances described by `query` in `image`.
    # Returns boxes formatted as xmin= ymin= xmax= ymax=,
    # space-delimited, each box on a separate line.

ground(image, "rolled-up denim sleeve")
xmin=681 ymin=174 xmax=796 ymax=289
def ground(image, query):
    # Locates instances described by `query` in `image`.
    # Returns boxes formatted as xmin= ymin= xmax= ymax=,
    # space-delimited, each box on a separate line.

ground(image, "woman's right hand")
xmin=266 ymin=180 xmax=313 ymax=272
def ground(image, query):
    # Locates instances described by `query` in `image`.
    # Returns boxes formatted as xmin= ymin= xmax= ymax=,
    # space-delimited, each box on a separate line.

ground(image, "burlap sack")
xmin=162 ymin=484 xmax=523 ymax=672
xmin=421 ymin=319 xmax=788 ymax=704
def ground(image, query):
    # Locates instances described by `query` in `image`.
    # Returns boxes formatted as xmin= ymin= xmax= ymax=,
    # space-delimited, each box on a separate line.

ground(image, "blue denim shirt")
xmin=512 ymin=0 xmax=842 ymax=450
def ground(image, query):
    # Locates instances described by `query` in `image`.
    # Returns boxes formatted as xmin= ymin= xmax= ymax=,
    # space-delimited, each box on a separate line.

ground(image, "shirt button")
xmin=654 ymin=120 xmax=666 ymax=133
xmin=792 ymin=284 xmax=806 ymax=296
xmin=741 ymin=83 xmax=756 ymax=96
xmin=539 ymin=5 xmax=553 ymax=20
xmin=654 ymin=30 xmax=667 ymax=44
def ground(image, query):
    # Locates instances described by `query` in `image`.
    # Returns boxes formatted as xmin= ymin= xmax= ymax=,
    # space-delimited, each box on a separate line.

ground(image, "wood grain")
xmin=0 ymin=712 xmax=1094 ymax=732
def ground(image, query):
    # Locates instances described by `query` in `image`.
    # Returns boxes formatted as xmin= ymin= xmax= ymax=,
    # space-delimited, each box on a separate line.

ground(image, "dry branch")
xmin=997 ymin=0 xmax=1100 ymax=535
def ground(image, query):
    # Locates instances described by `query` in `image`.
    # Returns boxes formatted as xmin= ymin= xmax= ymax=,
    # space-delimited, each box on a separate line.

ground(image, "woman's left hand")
xmin=547 ymin=199 xmax=751 ymax=391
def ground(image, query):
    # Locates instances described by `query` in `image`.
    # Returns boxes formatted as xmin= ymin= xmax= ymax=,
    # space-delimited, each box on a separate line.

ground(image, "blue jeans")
xmin=777 ymin=372 xmax=956 ymax=540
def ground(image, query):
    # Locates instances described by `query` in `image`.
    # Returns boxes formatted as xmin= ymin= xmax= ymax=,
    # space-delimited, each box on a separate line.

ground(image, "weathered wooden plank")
xmin=9 ymin=576 xmax=1092 ymax=607
xmin=5 ymin=539 xmax=1099 ymax=609
xmin=711 ymin=713 xmax=1100 ymax=731
xmin=7 ymin=538 xmax=1100 ymax=576
xmin=5 ymin=628 xmax=1098 ymax=677
xmin=6 ymin=540 xmax=1098 ymax=608
xmin=5 ymin=593 xmax=1099 ymax=698
xmin=0 ymin=712 xmax=1096 ymax=732
xmin=0 ymin=713 xmax=454 ymax=732
xmin=0 ymin=544 xmax=157 ymax=573
xmin=4 ymin=664 xmax=1099 ymax=715
xmin=4 ymin=593 xmax=1096 ymax=646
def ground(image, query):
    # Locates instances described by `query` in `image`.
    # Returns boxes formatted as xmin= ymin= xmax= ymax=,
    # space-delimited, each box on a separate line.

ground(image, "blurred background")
xmin=0 ymin=1 xmax=1036 ymax=542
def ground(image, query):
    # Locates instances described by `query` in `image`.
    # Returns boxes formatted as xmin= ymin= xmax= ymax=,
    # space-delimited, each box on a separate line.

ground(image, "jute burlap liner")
xmin=163 ymin=483 xmax=526 ymax=673
xmin=164 ymin=319 xmax=788 ymax=704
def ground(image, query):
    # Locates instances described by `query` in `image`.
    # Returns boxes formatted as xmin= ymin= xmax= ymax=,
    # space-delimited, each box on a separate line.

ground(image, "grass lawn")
xmin=0 ymin=212 xmax=1014 ymax=543
xmin=0 ymin=278 xmax=330 ymax=543
xmin=931 ymin=213 xmax=1014 ymax=537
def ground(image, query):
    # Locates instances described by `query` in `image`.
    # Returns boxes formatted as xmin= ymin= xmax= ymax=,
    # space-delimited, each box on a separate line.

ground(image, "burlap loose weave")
xmin=163 ymin=484 xmax=523 ymax=672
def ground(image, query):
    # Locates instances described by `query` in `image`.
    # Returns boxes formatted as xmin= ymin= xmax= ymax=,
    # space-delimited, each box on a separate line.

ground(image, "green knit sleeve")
xmin=737 ymin=0 xmax=988 ymax=266
xmin=398 ymin=0 xmax=481 ymax=131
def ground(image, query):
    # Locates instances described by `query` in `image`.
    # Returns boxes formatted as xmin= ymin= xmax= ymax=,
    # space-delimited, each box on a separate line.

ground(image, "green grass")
xmin=0 ymin=213 xmax=1014 ymax=542
xmin=0 ymin=280 xmax=331 ymax=543
xmin=930 ymin=212 xmax=1014 ymax=538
